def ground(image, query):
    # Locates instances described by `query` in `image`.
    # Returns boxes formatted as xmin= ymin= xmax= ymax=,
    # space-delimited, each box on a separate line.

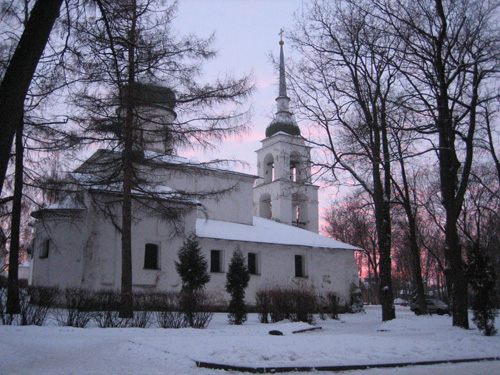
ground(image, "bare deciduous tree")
xmin=373 ymin=0 xmax=500 ymax=328
xmin=291 ymin=0 xmax=399 ymax=321
xmin=68 ymin=0 xmax=252 ymax=317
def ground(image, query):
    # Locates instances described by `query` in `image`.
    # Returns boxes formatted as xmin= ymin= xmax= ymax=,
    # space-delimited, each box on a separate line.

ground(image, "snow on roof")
xmin=196 ymin=216 xmax=360 ymax=250
xmin=46 ymin=196 xmax=86 ymax=210
xmin=79 ymin=149 xmax=256 ymax=179
xmin=70 ymin=173 xmax=199 ymax=204
xmin=143 ymin=151 xmax=257 ymax=179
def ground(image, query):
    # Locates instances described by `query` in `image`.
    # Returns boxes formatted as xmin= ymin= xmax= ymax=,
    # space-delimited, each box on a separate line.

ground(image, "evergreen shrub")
xmin=226 ymin=249 xmax=250 ymax=325
xmin=467 ymin=245 xmax=498 ymax=336
xmin=175 ymin=234 xmax=212 ymax=328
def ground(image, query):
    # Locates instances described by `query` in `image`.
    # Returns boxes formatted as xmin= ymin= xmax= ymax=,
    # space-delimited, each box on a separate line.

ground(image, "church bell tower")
xmin=253 ymin=37 xmax=319 ymax=233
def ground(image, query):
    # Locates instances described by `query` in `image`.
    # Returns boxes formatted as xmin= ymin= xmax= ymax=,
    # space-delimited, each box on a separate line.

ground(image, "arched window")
xmin=263 ymin=153 xmax=274 ymax=183
xmin=39 ymin=239 xmax=50 ymax=259
xmin=289 ymin=152 xmax=301 ymax=182
xmin=259 ymin=193 xmax=272 ymax=219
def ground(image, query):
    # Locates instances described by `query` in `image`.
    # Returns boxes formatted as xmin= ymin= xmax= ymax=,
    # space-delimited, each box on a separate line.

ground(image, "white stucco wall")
xmin=79 ymin=199 xmax=197 ymax=292
xmin=31 ymin=211 xmax=86 ymax=289
xmin=143 ymin=165 xmax=256 ymax=225
xmin=31 ymin=195 xmax=198 ymax=293
xmin=198 ymin=238 xmax=358 ymax=306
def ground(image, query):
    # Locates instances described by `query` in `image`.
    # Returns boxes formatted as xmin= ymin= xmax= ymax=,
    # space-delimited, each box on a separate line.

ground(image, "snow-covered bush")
xmin=226 ymin=249 xmax=250 ymax=325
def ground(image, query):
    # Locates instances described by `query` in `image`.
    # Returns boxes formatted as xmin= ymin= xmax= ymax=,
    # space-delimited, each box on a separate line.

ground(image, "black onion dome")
xmin=266 ymin=121 xmax=301 ymax=137
xmin=123 ymin=83 xmax=176 ymax=110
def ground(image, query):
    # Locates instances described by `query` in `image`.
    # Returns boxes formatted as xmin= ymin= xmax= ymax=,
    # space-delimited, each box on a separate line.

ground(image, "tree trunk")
xmin=7 ymin=117 xmax=24 ymax=314
xmin=377 ymin=200 xmax=395 ymax=321
xmin=374 ymin=112 xmax=395 ymax=322
xmin=119 ymin=1 xmax=137 ymax=319
xmin=120 ymin=148 xmax=133 ymax=318
xmin=444 ymin=213 xmax=469 ymax=328
xmin=408 ymin=217 xmax=427 ymax=315
xmin=373 ymin=161 xmax=395 ymax=321
xmin=433 ymin=0 xmax=469 ymax=330
xmin=437 ymin=86 xmax=469 ymax=328
xmin=0 ymin=0 xmax=63 ymax=195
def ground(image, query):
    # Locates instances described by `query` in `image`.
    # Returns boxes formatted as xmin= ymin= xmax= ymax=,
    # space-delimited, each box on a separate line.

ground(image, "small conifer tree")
xmin=467 ymin=244 xmax=498 ymax=336
xmin=226 ymin=249 xmax=250 ymax=325
xmin=175 ymin=234 xmax=210 ymax=326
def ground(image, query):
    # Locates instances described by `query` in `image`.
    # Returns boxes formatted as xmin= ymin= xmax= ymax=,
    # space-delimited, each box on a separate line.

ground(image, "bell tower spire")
xmin=265 ymin=34 xmax=301 ymax=138
xmin=254 ymin=31 xmax=319 ymax=233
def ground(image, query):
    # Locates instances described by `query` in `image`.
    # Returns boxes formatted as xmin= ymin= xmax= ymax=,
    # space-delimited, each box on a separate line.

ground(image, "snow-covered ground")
xmin=1 ymin=306 xmax=499 ymax=375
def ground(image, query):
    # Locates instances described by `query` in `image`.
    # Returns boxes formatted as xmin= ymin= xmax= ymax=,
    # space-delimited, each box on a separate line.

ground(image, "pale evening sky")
xmin=173 ymin=0 xmax=337 ymax=226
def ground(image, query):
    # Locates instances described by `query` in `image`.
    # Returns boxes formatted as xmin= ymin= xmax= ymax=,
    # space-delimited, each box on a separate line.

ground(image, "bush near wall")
xmin=255 ymin=285 xmax=319 ymax=324
xmin=255 ymin=286 xmax=348 ymax=324
xmin=19 ymin=286 xmax=60 ymax=326
xmin=53 ymin=287 xmax=95 ymax=328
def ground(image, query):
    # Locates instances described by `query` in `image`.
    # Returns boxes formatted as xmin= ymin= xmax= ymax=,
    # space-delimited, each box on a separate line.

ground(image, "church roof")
xmin=69 ymin=172 xmax=200 ymax=205
xmin=196 ymin=216 xmax=360 ymax=251
xmin=74 ymin=149 xmax=257 ymax=181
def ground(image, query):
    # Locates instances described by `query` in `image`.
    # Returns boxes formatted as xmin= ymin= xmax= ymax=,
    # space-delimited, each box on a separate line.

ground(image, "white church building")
xmin=30 ymin=40 xmax=360 ymax=306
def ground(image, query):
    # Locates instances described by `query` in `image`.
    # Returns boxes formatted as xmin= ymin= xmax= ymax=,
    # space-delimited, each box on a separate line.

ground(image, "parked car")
xmin=393 ymin=298 xmax=409 ymax=307
xmin=410 ymin=299 xmax=450 ymax=315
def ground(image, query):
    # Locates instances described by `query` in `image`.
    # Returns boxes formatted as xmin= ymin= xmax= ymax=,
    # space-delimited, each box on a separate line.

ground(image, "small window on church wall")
xmin=144 ymin=243 xmax=159 ymax=270
xmin=39 ymin=239 xmax=50 ymax=259
xmin=295 ymin=255 xmax=305 ymax=278
xmin=248 ymin=252 xmax=258 ymax=275
xmin=210 ymin=250 xmax=223 ymax=273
